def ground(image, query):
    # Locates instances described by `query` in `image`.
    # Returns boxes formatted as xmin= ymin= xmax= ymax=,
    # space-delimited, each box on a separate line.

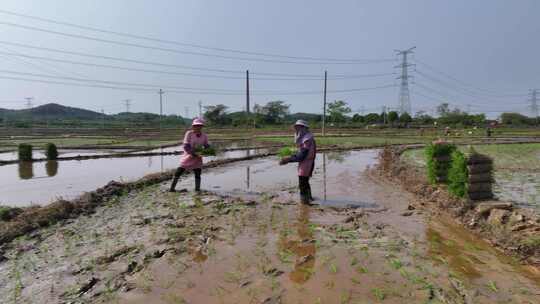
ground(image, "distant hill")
xmin=0 ymin=103 xmax=189 ymax=126
xmin=286 ymin=112 xmax=322 ymax=122
xmin=0 ymin=103 xmax=103 ymax=120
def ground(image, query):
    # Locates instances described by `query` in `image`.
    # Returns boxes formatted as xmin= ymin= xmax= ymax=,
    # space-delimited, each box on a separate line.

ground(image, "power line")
xmin=0 ymin=41 xmax=394 ymax=79
xmin=0 ymin=68 xmax=393 ymax=94
xmin=0 ymin=73 xmax=397 ymax=96
xmin=0 ymin=50 xmax=395 ymax=80
xmin=414 ymin=59 xmax=527 ymax=97
xmin=0 ymin=8 xmax=395 ymax=63
xmin=0 ymin=21 xmax=394 ymax=65
xmin=415 ymin=69 xmax=527 ymax=99
xmin=0 ymin=69 xmax=245 ymax=92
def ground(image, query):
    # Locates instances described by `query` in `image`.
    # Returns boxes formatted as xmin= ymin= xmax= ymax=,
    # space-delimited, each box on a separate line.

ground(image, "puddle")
xmin=174 ymin=150 xmax=382 ymax=208
xmin=0 ymin=148 xmax=268 ymax=206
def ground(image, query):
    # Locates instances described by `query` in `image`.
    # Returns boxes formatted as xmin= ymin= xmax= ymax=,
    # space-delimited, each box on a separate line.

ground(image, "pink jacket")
xmin=179 ymin=130 xmax=208 ymax=170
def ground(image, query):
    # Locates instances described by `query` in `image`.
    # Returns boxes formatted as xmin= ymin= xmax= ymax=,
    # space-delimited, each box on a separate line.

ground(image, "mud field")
xmin=0 ymin=151 xmax=538 ymax=304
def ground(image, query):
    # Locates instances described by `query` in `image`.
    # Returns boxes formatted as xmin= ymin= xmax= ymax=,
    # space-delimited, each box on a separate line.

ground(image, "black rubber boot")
xmin=299 ymin=176 xmax=310 ymax=204
xmin=195 ymin=177 xmax=201 ymax=192
xmin=169 ymin=167 xmax=184 ymax=192
xmin=306 ymin=187 xmax=314 ymax=202
xmin=194 ymin=169 xmax=202 ymax=192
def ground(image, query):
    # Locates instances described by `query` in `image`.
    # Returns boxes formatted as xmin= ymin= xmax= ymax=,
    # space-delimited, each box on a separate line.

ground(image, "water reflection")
xmin=45 ymin=161 xmax=58 ymax=177
xmin=18 ymin=161 xmax=33 ymax=179
xmin=245 ymin=149 xmax=251 ymax=190
xmin=322 ymin=153 xmax=327 ymax=201
xmin=326 ymin=151 xmax=350 ymax=163
xmin=279 ymin=205 xmax=316 ymax=284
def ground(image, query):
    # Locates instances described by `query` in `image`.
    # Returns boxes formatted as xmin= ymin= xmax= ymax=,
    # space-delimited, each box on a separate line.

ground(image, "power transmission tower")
xmin=395 ymin=47 xmax=415 ymax=114
xmin=185 ymin=106 xmax=190 ymax=119
xmin=25 ymin=97 xmax=34 ymax=127
xmin=123 ymin=99 xmax=131 ymax=113
xmin=25 ymin=97 xmax=33 ymax=109
xmin=198 ymin=100 xmax=202 ymax=118
xmin=382 ymin=106 xmax=387 ymax=124
xmin=530 ymin=89 xmax=539 ymax=124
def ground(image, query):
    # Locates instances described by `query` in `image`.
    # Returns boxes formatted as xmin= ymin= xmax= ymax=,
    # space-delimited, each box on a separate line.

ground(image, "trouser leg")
xmin=306 ymin=178 xmax=313 ymax=201
xmin=194 ymin=168 xmax=202 ymax=192
xmin=170 ymin=167 xmax=185 ymax=192
xmin=298 ymin=176 xmax=310 ymax=204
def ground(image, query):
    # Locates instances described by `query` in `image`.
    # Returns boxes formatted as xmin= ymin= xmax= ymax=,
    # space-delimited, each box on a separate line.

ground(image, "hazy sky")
xmin=0 ymin=0 xmax=538 ymax=117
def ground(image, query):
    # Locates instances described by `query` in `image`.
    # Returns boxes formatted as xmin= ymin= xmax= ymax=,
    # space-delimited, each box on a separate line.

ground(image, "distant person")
xmin=486 ymin=127 xmax=492 ymax=137
xmin=444 ymin=126 xmax=451 ymax=136
xmin=169 ymin=118 xmax=210 ymax=192
xmin=279 ymin=120 xmax=317 ymax=204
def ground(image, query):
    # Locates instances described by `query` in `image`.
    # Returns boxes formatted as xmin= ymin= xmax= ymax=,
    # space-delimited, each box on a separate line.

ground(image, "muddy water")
xmin=0 ymin=149 xmax=131 ymax=161
xmin=175 ymin=150 xmax=381 ymax=208
xmin=131 ymin=140 xmax=255 ymax=154
xmin=117 ymin=177 xmax=540 ymax=304
xmin=0 ymin=149 xmax=267 ymax=206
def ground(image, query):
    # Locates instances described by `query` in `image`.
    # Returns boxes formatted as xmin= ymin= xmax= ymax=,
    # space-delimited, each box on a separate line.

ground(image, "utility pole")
xmin=123 ymin=99 xmax=131 ymax=113
xmin=395 ymin=47 xmax=415 ymax=115
xmin=198 ymin=100 xmax=202 ymax=118
xmin=246 ymin=70 xmax=250 ymax=114
xmin=530 ymin=89 xmax=539 ymax=124
xmin=322 ymin=70 xmax=327 ymax=136
xmin=185 ymin=106 xmax=190 ymax=119
xmin=158 ymin=89 xmax=164 ymax=139
xmin=382 ymin=106 xmax=387 ymax=125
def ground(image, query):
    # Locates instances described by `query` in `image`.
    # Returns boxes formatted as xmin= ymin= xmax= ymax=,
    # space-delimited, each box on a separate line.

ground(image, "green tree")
xmin=352 ymin=114 xmax=364 ymax=123
xmin=414 ymin=111 xmax=435 ymax=125
xmin=387 ymin=111 xmax=399 ymax=125
xmin=203 ymin=104 xmax=229 ymax=125
xmin=327 ymin=100 xmax=351 ymax=123
xmin=399 ymin=112 xmax=412 ymax=124
xmin=500 ymin=112 xmax=534 ymax=125
xmin=364 ymin=113 xmax=380 ymax=124
xmin=260 ymin=101 xmax=290 ymax=124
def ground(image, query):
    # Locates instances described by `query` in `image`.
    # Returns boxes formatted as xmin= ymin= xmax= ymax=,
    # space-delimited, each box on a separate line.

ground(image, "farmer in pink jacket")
xmin=280 ymin=120 xmax=317 ymax=204
xmin=169 ymin=118 xmax=210 ymax=192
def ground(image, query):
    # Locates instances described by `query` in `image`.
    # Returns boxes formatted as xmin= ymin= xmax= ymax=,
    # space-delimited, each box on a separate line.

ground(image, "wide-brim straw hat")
xmin=192 ymin=118 xmax=205 ymax=126
xmin=294 ymin=120 xmax=309 ymax=128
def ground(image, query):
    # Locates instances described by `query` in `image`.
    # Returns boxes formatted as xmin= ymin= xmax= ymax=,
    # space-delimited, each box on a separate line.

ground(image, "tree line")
xmin=203 ymin=100 xmax=539 ymax=127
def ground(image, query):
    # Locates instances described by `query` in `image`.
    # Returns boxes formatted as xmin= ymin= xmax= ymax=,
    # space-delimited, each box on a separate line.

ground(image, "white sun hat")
xmin=294 ymin=120 xmax=309 ymax=128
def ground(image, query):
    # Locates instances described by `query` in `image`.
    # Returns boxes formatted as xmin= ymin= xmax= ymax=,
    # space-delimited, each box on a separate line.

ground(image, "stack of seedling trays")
xmin=467 ymin=153 xmax=494 ymax=200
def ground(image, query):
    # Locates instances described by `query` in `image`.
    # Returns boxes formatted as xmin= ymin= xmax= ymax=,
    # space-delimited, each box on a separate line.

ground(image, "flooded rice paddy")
xmin=1 ymin=148 xmax=538 ymax=303
xmin=0 ymin=148 xmax=268 ymax=206
xmin=401 ymin=147 xmax=540 ymax=212
xmin=0 ymin=149 xmax=129 ymax=161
